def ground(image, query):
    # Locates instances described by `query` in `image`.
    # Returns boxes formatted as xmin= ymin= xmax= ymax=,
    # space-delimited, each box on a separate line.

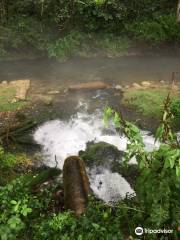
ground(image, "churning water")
xmin=33 ymin=101 xmax=159 ymax=203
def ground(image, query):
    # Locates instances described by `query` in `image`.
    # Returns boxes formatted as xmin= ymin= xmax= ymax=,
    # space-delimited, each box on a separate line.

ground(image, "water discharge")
xmin=33 ymin=101 xmax=159 ymax=203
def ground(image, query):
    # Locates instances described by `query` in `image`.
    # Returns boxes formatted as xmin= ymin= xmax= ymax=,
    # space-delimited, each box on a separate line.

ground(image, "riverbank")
xmin=1 ymin=40 xmax=180 ymax=62
xmin=0 ymin=54 xmax=180 ymax=131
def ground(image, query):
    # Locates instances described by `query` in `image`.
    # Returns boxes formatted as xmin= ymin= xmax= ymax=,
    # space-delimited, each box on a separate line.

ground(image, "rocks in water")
xmin=132 ymin=83 xmax=142 ymax=89
xmin=131 ymin=81 xmax=151 ymax=89
xmin=36 ymin=94 xmax=53 ymax=106
xmin=47 ymin=90 xmax=60 ymax=95
xmin=114 ymin=85 xmax=123 ymax=90
xmin=141 ymin=81 xmax=151 ymax=87
xmin=63 ymin=156 xmax=89 ymax=216
xmin=68 ymin=81 xmax=110 ymax=91
xmin=79 ymin=141 xmax=123 ymax=168
xmin=124 ymin=85 xmax=130 ymax=89
xmin=80 ymin=141 xmax=138 ymax=194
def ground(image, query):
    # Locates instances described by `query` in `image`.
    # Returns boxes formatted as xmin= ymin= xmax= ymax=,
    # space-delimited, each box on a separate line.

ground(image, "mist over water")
xmin=33 ymin=100 xmax=159 ymax=203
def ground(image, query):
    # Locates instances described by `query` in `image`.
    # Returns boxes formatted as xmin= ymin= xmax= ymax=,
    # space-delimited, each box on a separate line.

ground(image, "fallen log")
xmin=63 ymin=156 xmax=89 ymax=216
xmin=68 ymin=81 xmax=110 ymax=91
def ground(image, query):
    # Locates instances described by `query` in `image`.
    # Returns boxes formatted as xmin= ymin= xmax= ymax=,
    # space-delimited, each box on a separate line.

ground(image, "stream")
xmin=33 ymin=99 xmax=159 ymax=204
xmin=1 ymin=55 xmax=179 ymax=204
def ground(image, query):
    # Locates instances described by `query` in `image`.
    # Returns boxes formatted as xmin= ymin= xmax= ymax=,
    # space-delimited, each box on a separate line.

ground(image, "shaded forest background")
xmin=0 ymin=0 xmax=179 ymax=59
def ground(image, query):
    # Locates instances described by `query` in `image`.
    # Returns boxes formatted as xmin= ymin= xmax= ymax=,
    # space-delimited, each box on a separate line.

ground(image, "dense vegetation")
xmin=0 ymin=94 xmax=179 ymax=239
xmin=0 ymin=0 xmax=179 ymax=59
xmin=0 ymin=1 xmax=180 ymax=239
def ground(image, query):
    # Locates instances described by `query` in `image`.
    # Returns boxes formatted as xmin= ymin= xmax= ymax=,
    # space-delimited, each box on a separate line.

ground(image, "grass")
xmin=0 ymin=87 xmax=26 ymax=112
xmin=123 ymin=88 xmax=180 ymax=118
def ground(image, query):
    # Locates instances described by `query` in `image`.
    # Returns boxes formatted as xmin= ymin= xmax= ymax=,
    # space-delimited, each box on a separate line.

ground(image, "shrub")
xmin=104 ymin=95 xmax=180 ymax=237
xmin=171 ymin=99 xmax=180 ymax=118
xmin=47 ymin=31 xmax=90 ymax=60
xmin=47 ymin=31 xmax=130 ymax=60
xmin=126 ymin=13 xmax=180 ymax=45
xmin=32 ymin=197 xmax=124 ymax=240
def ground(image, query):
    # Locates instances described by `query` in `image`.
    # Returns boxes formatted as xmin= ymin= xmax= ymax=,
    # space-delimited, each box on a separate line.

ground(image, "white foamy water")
xmin=33 ymin=103 xmax=159 ymax=203
xmin=89 ymin=168 xmax=135 ymax=203
xmin=34 ymin=111 xmax=159 ymax=169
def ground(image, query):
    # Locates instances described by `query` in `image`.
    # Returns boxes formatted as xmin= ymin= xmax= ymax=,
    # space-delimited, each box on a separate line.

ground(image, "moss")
xmin=79 ymin=141 xmax=123 ymax=167
xmin=0 ymin=86 xmax=26 ymax=112
xmin=123 ymin=88 xmax=180 ymax=118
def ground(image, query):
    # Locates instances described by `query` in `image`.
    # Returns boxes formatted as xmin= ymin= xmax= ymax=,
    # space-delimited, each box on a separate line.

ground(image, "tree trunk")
xmin=177 ymin=0 xmax=180 ymax=22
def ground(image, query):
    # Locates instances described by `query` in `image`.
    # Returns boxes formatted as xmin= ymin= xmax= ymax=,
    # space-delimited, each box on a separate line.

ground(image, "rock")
xmin=141 ymin=81 xmax=151 ymax=87
xmin=79 ymin=141 xmax=123 ymax=168
xmin=9 ymin=79 xmax=30 ymax=100
xmin=114 ymin=85 xmax=123 ymax=90
xmin=11 ymin=98 xmax=18 ymax=103
xmin=36 ymin=95 xmax=53 ymax=106
xmin=0 ymin=80 xmax=8 ymax=86
xmin=47 ymin=90 xmax=60 ymax=95
xmin=68 ymin=81 xmax=110 ymax=91
xmin=132 ymin=83 xmax=142 ymax=89
xmin=63 ymin=156 xmax=89 ymax=216
xmin=80 ymin=141 xmax=139 ymax=188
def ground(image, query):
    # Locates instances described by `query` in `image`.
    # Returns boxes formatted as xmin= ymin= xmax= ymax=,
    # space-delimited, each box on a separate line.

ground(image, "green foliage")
xmin=0 ymin=0 xmax=178 ymax=59
xmin=123 ymin=88 xmax=180 ymax=118
xmin=0 ymin=94 xmax=180 ymax=239
xmin=0 ymin=177 xmax=32 ymax=240
xmin=126 ymin=13 xmax=180 ymax=45
xmin=32 ymin=196 xmax=124 ymax=240
xmin=47 ymin=31 xmax=130 ymax=60
xmin=104 ymin=95 xmax=180 ymax=235
xmin=47 ymin=31 xmax=90 ymax=60
xmin=0 ymin=170 xmax=62 ymax=240
xmin=171 ymin=99 xmax=180 ymax=119
xmin=0 ymin=145 xmax=17 ymax=169
xmin=3 ymin=16 xmax=53 ymax=52
xmin=95 ymin=34 xmax=130 ymax=56
xmin=0 ymin=145 xmax=18 ymax=185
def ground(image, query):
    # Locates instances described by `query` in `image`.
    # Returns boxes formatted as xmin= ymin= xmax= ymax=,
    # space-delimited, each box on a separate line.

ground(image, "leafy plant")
xmin=171 ymin=99 xmax=180 ymax=119
xmin=0 ymin=169 xmax=62 ymax=240
xmin=126 ymin=13 xmax=180 ymax=45
xmin=104 ymin=94 xmax=180 ymax=237
xmin=0 ymin=177 xmax=32 ymax=240
xmin=32 ymin=196 xmax=124 ymax=240
xmin=47 ymin=31 xmax=90 ymax=60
